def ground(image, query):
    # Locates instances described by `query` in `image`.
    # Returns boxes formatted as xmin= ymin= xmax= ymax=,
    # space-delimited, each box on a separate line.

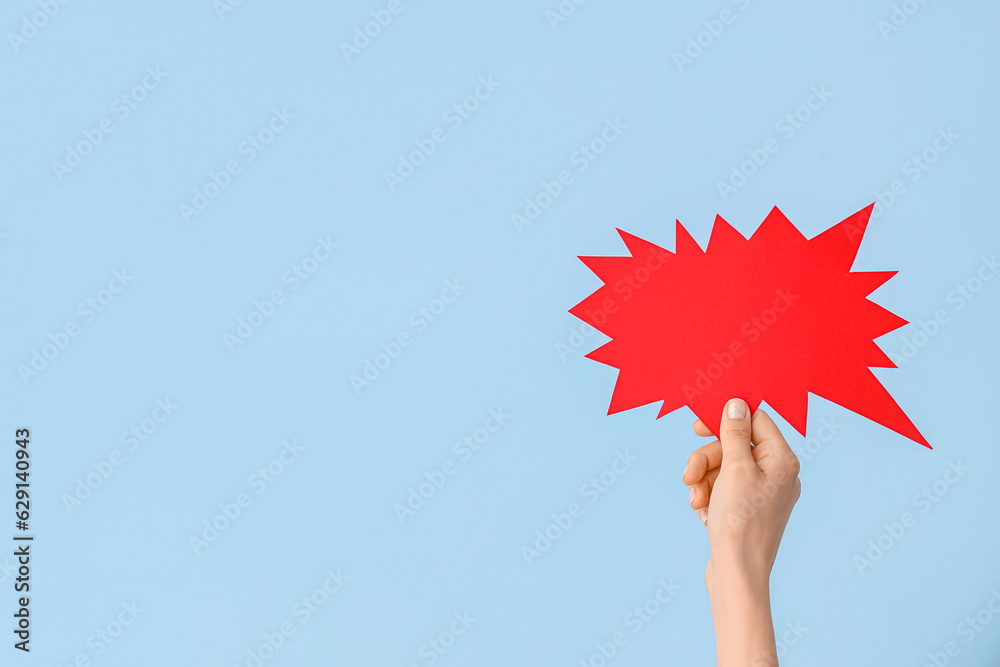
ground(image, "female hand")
xmin=681 ymin=398 xmax=801 ymax=666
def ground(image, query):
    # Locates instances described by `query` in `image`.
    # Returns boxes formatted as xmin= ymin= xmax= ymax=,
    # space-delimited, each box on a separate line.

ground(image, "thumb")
xmin=719 ymin=398 xmax=753 ymax=465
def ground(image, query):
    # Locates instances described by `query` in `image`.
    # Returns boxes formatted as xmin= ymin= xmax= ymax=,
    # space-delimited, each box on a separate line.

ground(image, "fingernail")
xmin=683 ymin=462 xmax=691 ymax=479
xmin=688 ymin=486 xmax=696 ymax=503
xmin=727 ymin=398 xmax=747 ymax=419
xmin=697 ymin=508 xmax=708 ymax=525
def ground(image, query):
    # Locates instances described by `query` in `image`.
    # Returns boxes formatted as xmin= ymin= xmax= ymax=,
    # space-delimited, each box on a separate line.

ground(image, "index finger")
xmin=682 ymin=438 xmax=722 ymax=485
xmin=750 ymin=409 xmax=798 ymax=472
xmin=693 ymin=419 xmax=713 ymax=438
xmin=749 ymin=409 xmax=787 ymax=449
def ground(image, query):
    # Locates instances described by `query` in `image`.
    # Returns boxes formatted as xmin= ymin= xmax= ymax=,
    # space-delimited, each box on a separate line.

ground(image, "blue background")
xmin=2 ymin=0 xmax=999 ymax=665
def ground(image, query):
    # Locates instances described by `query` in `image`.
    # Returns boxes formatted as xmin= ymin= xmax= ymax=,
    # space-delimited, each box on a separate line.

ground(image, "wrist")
xmin=706 ymin=548 xmax=771 ymax=598
xmin=707 ymin=564 xmax=776 ymax=667
xmin=707 ymin=563 xmax=770 ymax=610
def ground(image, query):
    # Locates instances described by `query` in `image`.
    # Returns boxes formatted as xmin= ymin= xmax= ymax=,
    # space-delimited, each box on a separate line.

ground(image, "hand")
xmin=681 ymin=398 xmax=801 ymax=667
xmin=682 ymin=398 xmax=801 ymax=586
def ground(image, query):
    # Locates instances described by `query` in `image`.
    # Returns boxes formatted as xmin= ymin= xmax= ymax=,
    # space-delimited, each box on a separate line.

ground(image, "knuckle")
xmin=725 ymin=458 xmax=756 ymax=475
xmin=723 ymin=423 xmax=752 ymax=442
xmin=785 ymin=453 xmax=801 ymax=476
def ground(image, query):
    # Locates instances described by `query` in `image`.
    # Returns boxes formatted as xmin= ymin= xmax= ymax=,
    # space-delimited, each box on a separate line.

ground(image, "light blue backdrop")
xmin=2 ymin=0 xmax=998 ymax=665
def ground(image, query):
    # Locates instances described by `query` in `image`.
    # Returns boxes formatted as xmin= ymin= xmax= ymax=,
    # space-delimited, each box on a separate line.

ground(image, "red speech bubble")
xmin=570 ymin=204 xmax=929 ymax=447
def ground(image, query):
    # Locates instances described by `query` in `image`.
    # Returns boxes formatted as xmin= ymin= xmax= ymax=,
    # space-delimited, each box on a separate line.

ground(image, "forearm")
xmin=708 ymin=565 xmax=777 ymax=667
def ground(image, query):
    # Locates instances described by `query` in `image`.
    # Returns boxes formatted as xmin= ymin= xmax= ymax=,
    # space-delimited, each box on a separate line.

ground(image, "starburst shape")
xmin=570 ymin=204 xmax=929 ymax=447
